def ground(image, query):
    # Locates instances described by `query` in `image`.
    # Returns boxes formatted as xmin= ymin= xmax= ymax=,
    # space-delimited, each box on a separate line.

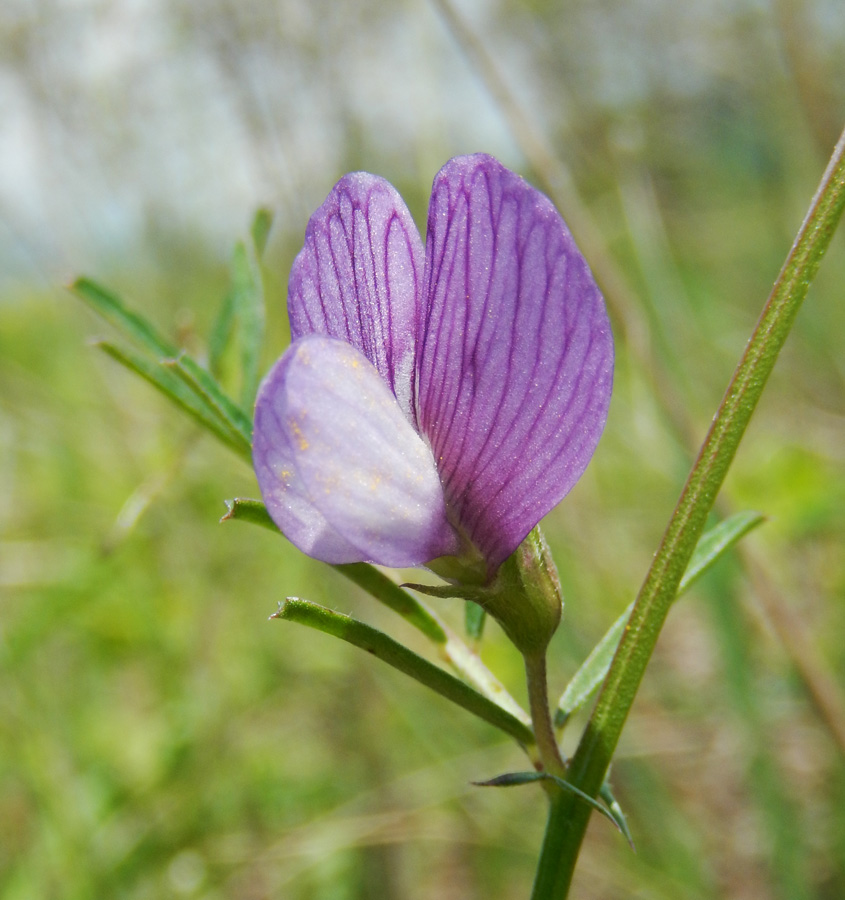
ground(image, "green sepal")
xmin=483 ymin=527 xmax=563 ymax=656
xmin=465 ymin=602 xmax=487 ymax=641
xmin=402 ymin=582 xmax=489 ymax=603
xmin=411 ymin=528 xmax=563 ymax=657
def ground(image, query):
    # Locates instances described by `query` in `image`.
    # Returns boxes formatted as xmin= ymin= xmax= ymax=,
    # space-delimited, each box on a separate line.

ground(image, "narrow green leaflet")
xmin=95 ymin=342 xmax=250 ymax=459
xmin=221 ymin=498 xmax=446 ymax=642
xmin=555 ymin=511 xmax=764 ymax=726
xmin=599 ymin=781 xmax=635 ymax=850
xmin=335 ymin=563 xmax=448 ymax=645
xmin=677 ymin=510 xmax=764 ymax=594
xmin=473 ymin=771 xmax=548 ymax=788
xmin=273 ymin=598 xmax=535 ymax=747
xmin=555 ymin=607 xmax=628 ymax=729
xmin=222 ymin=498 xmax=531 ymax=727
xmin=74 ymin=276 xmax=254 ymax=460
xmin=72 ymin=277 xmax=178 ymax=359
xmin=473 ymin=771 xmax=626 ymax=838
xmin=221 ymin=497 xmax=278 ymax=530
xmin=165 ymin=353 xmax=253 ymax=449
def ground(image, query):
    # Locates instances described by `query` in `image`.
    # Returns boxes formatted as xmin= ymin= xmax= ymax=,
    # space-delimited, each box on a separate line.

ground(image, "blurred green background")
xmin=2 ymin=0 xmax=845 ymax=897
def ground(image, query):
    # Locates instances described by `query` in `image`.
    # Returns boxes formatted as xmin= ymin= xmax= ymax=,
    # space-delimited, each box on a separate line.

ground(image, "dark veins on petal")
xmin=416 ymin=155 xmax=613 ymax=572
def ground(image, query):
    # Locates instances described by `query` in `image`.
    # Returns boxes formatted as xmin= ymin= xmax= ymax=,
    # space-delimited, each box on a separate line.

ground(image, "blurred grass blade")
xmin=209 ymin=209 xmax=272 ymax=395
xmin=165 ymin=353 xmax=253 ymax=448
xmin=208 ymin=288 xmax=236 ymax=377
xmin=95 ymin=342 xmax=251 ymax=460
xmin=273 ymin=598 xmax=536 ymax=747
xmin=250 ymin=208 xmax=273 ymax=258
xmin=556 ymin=511 xmax=765 ymax=726
xmin=234 ymin=240 xmax=265 ymax=409
xmin=72 ymin=278 xmax=178 ymax=359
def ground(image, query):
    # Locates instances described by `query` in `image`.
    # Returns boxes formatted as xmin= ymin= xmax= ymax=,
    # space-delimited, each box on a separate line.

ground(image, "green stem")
xmin=532 ymin=126 xmax=845 ymax=897
xmin=524 ymin=652 xmax=565 ymax=777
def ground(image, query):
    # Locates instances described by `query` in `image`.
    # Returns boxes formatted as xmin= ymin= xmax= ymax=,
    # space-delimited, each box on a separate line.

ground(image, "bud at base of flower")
xmin=484 ymin=527 xmax=563 ymax=657
xmin=424 ymin=527 xmax=563 ymax=657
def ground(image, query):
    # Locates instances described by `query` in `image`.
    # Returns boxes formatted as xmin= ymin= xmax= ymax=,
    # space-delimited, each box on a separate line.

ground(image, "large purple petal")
xmin=287 ymin=172 xmax=424 ymax=423
xmin=254 ymin=335 xmax=459 ymax=567
xmin=417 ymin=154 xmax=614 ymax=573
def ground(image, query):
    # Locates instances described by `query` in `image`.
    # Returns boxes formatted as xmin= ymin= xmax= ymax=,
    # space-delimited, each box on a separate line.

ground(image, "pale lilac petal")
xmin=253 ymin=357 xmax=364 ymax=564
xmin=287 ymin=173 xmax=424 ymax=423
xmin=254 ymin=335 xmax=459 ymax=567
xmin=417 ymin=154 xmax=613 ymax=573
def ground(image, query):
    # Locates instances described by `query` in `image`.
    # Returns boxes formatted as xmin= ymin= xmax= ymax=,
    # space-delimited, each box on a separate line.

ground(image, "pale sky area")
xmin=1 ymin=0 xmax=842 ymax=291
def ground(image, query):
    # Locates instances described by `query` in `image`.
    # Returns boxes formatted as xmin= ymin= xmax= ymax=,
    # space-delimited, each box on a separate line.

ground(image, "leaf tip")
xmin=220 ymin=500 xmax=236 ymax=523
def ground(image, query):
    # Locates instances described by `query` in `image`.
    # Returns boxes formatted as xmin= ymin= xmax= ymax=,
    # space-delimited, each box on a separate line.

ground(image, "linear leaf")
xmin=599 ymin=781 xmax=636 ymax=850
xmin=208 ymin=287 xmax=236 ymax=377
xmin=473 ymin=771 xmax=625 ymax=837
xmin=473 ymin=771 xmax=546 ymax=788
xmin=221 ymin=497 xmax=278 ymax=530
xmin=209 ymin=211 xmax=272 ymax=385
xmin=165 ymin=353 xmax=253 ymax=447
xmin=222 ymin=498 xmax=532 ymax=727
xmin=72 ymin=278 xmax=178 ymax=359
xmin=95 ymin=342 xmax=250 ymax=459
xmin=335 ymin=563 xmax=448 ymax=645
xmin=273 ymin=598 xmax=535 ymax=747
xmin=678 ymin=510 xmax=764 ymax=595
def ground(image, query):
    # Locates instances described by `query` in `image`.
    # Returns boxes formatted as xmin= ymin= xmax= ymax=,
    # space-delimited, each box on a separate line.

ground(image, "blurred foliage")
xmin=2 ymin=0 xmax=845 ymax=898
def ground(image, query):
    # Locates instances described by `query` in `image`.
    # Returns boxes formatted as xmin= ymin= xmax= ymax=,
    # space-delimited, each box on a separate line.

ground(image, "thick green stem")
xmin=531 ymin=127 xmax=845 ymax=897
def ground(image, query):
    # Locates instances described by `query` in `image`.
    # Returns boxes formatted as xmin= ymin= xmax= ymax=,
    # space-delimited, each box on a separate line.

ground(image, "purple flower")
xmin=253 ymin=154 xmax=613 ymax=577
